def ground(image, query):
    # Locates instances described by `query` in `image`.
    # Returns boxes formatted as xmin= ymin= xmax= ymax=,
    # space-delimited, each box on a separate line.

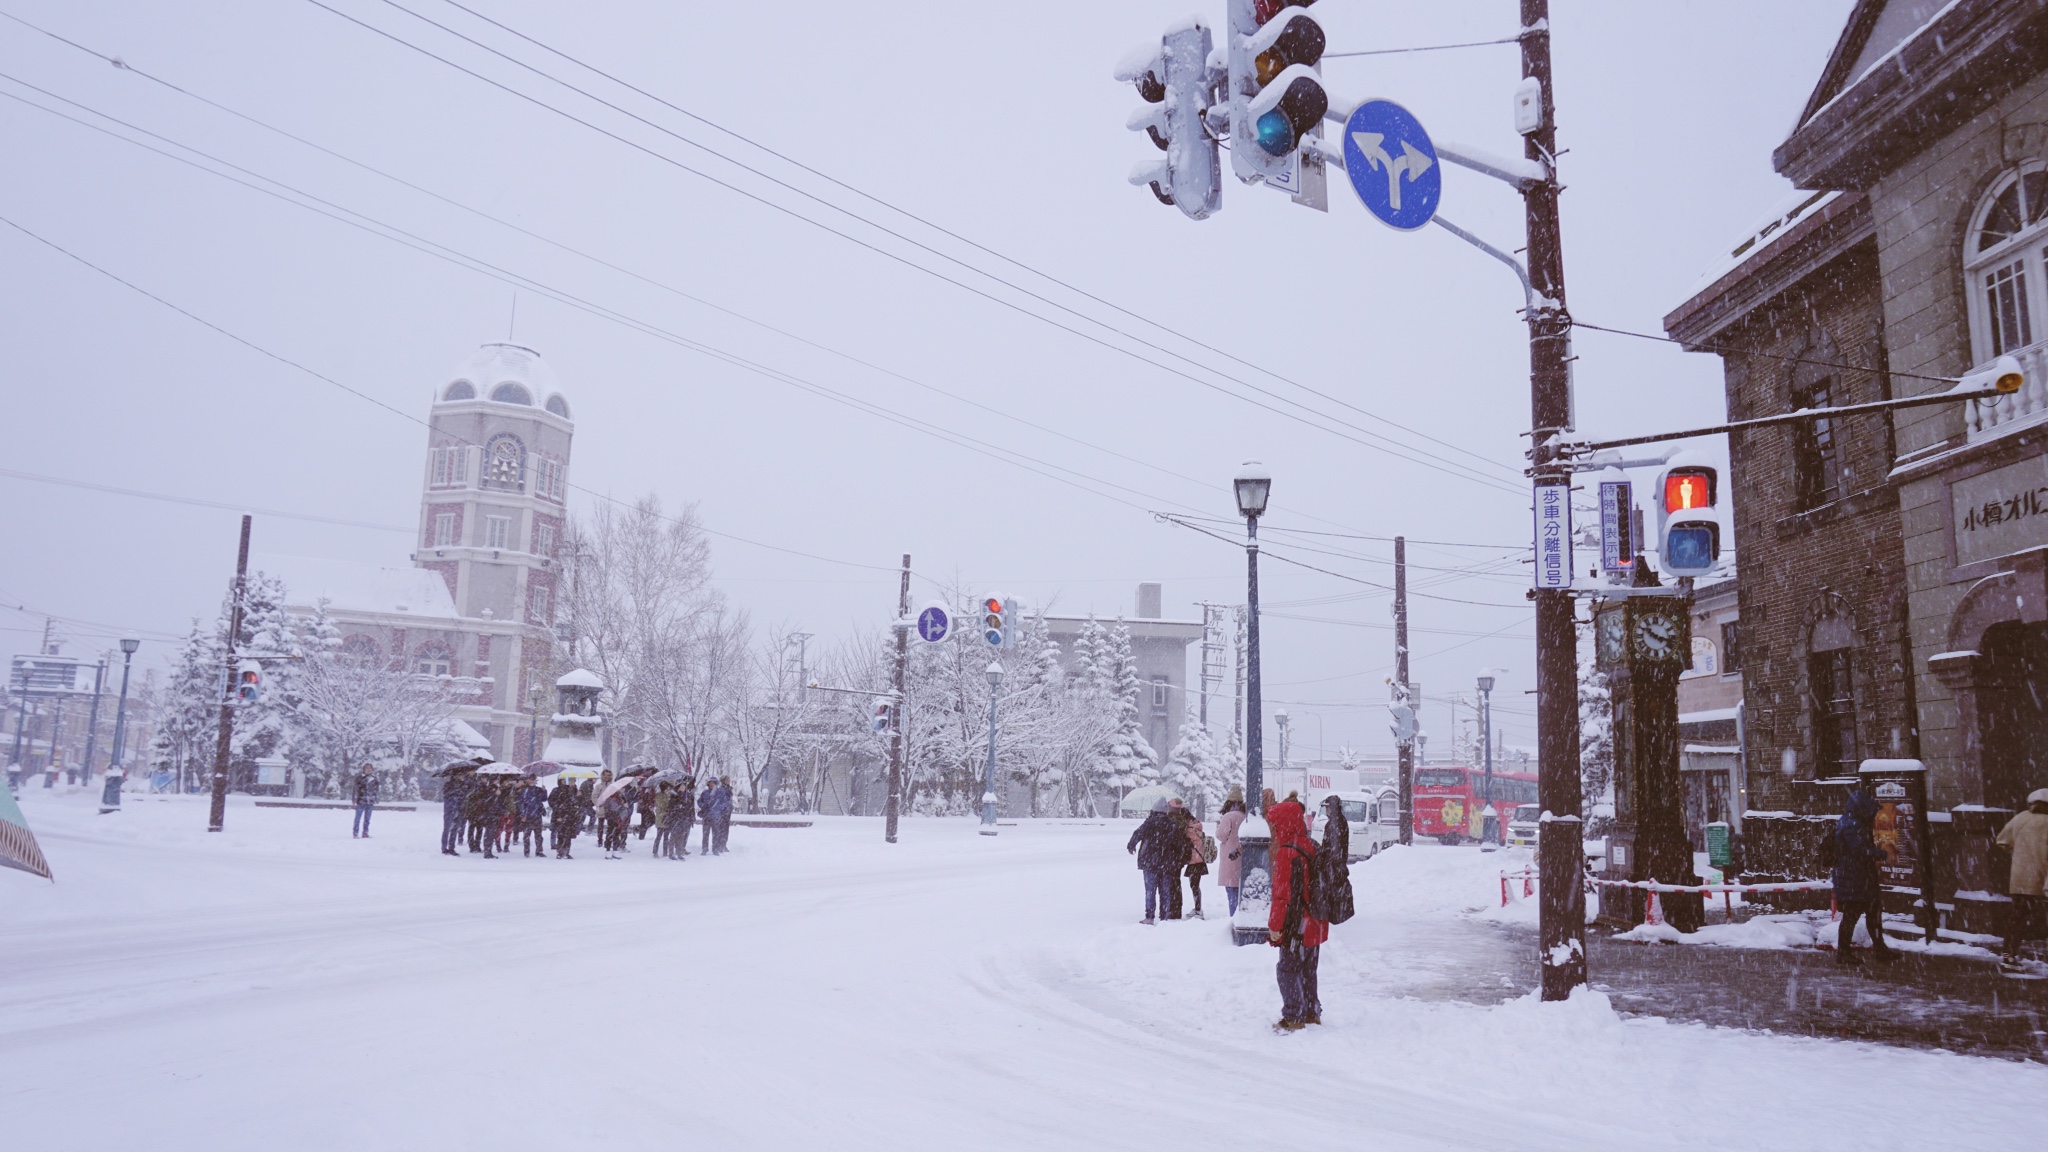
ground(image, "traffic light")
xmin=235 ymin=659 xmax=263 ymax=705
xmin=1227 ymin=0 xmax=1327 ymax=183
xmin=871 ymin=700 xmax=895 ymax=734
xmin=1655 ymin=453 xmax=1723 ymax=578
xmin=1114 ymin=21 xmax=1221 ymax=219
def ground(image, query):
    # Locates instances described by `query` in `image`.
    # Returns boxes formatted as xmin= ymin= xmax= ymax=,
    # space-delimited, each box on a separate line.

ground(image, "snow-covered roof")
xmin=438 ymin=342 xmax=570 ymax=416
xmin=557 ymin=668 xmax=604 ymax=689
xmin=1684 ymin=190 xmax=1841 ymax=300
xmin=1678 ymin=707 xmax=1741 ymax=725
xmin=255 ymin=553 xmax=460 ymax=620
xmin=445 ymin=718 xmax=491 ymax=750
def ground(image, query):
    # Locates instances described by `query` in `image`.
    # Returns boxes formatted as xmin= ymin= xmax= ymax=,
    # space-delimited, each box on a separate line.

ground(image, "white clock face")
xmin=1636 ymin=613 xmax=1678 ymax=656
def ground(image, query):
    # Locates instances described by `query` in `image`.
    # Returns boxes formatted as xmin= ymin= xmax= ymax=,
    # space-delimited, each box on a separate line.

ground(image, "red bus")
xmin=1412 ymin=765 xmax=1539 ymax=845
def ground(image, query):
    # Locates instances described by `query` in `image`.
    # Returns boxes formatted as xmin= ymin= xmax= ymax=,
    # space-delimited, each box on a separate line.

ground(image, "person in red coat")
xmin=1266 ymin=795 xmax=1328 ymax=1030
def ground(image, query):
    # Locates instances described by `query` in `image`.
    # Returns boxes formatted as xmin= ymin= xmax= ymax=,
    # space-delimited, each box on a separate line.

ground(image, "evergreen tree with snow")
xmin=1093 ymin=621 xmax=1156 ymax=795
xmin=147 ymin=620 xmax=224 ymax=791
xmin=1163 ymin=704 xmax=1229 ymax=817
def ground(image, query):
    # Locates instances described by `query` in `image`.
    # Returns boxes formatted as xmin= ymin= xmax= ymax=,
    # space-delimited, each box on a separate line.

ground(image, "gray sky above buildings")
xmin=0 ymin=1 xmax=1851 ymax=756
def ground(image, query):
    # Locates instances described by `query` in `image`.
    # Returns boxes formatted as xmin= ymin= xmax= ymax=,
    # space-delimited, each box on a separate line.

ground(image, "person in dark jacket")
xmin=672 ymin=778 xmax=697 ymax=858
xmin=548 ymin=777 xmax=582 ymax=859
xmin=350 ymin=765 xmax=380 ymax=839
xmin=514 ymin=779 xmax=547 ymax=858
xmin=440 ymin=771 xmax=471 ymax=856
xmin=1164 ymin=800 xmax=1197 ymax=920
xmin=637 ymin=779 xmax=659 ymax=841
xmin=1126 ymin=799 xmax=1180 ymax=924
xmin=1268 ymin=796 xmax=1329 ymax=1030
xmin=1831 ymin=788 xmax=1897 ymax=965
xmin=465 ymin=779 xmax=500 ymax=858
xmin=580 ymin=774 xmax=600 ymax=832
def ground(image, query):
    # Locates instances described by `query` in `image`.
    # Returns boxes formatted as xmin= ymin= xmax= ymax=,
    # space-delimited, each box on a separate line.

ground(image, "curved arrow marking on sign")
xmin=1352 ymin=131 xmax=1435 ymax=211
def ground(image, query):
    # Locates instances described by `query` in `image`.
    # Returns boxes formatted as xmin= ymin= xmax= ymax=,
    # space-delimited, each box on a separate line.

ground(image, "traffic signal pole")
xmin=1520 ymin=0 xmax=1587 ymax=1001
xmin=884 ymin=553 xmax=910 ymax=844
xmin=1394 ymin=536 xmax=1413 ymax=847
xmin=207 ymin=514 xmax=251 ymax=833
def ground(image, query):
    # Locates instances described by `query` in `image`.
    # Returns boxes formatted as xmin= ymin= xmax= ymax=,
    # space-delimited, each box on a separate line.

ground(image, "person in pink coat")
xmin=1215 ymin=787 xmax=1248 ymax=916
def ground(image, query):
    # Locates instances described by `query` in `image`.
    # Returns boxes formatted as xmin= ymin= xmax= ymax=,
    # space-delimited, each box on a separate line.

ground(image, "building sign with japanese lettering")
xmin=1533 ymin=483 xmax=1573 ymax=589
xmin=1951 ymin=454 xmax=2048 ymax=567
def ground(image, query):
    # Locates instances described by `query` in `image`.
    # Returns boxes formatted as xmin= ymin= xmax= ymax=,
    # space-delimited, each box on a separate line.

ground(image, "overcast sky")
xmin=0 ymin=0 xmax=1852 ymax=758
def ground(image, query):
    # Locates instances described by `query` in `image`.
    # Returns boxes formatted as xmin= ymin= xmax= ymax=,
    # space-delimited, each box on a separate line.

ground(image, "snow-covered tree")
xmin=1577 ymin=622 xmax=1615 ymax=836
xmin=1163 ymin=704 xmax=1229 ymax=817
xmin=147 ymin=620 xmax=223 ymax=791
xmin=1093 ymin=621 xmax=1156 ymax=795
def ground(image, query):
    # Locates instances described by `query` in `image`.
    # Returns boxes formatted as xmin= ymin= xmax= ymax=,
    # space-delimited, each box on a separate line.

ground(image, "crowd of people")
xmin=432 ymin=766 xmax=738 ymax=862
xmin=1126 ymin=786 xmax=1352 ymax=1033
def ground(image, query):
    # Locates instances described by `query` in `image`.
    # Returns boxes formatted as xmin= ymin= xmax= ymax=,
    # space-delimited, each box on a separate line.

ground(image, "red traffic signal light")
xmin=1662 ymin=468 xmax=1715 ymax=513
xmin=235 ymin=660 xmax=262 ymax=704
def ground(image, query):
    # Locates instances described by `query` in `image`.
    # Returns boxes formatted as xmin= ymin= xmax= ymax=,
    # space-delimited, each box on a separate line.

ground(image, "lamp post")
xmin=1234 ymin=461 xmax=1270 ymax=813
xmin=979 ymin=661 xmax=1003 ymax=836
xmin=108 ymin=639 xmax=139 ymax=771
xmin=1477 ymin=674 xmax=1496 ymax=846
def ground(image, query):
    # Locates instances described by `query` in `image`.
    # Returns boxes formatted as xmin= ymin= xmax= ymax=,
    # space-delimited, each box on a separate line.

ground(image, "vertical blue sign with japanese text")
xmin=1534 ymin=483 xmax=1573 ymax=589
xmin=1598 ymin=480 xmax=1632 ymax=574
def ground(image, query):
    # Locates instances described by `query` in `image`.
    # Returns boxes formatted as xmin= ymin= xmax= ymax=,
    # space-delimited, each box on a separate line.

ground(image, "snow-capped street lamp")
xmin=979 ymin=661 xmax=1003 ymax=836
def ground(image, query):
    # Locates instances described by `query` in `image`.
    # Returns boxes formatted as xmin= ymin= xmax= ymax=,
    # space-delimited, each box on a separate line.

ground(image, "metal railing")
xmin=1968 ymin=341 xmax=2048 ymax=439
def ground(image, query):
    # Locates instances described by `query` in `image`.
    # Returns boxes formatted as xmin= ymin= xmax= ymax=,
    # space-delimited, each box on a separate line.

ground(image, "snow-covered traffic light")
xmin=980 ymin=597 xmax=1018 ymax=649
xmin=1114 ymin=20 xmax=1221 ymax=219
xmin=1227 ymin=0 xmax=1326 ymax=182
xmin=871 ymin=700 xmax=895 ymax=734
xmin=1655 ymin=453 xmax=1722 ymax=578
xmin=235 ymin=659 xmax=263 ymax=704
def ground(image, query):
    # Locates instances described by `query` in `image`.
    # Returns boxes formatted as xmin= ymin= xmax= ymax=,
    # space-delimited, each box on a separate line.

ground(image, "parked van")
xmin=1506 ymin=803 xmax=1541 ymax=848
xmin=1327 ymin=788 xmax=1402 ymax=861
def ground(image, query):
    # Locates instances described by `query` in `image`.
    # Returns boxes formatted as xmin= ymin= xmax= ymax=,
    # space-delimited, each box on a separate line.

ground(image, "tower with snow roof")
xmin=412 ymin=343 xmax=575 ymax=757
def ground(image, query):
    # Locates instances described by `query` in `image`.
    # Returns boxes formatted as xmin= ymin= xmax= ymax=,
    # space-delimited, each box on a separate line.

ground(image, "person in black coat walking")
xmin=672 ymin=778 xmax=697 ymax=858
xmin=350 ymin=765 xmax=380 ymax=838
xmin=1831 ymin=788 xmax=1898 ymax=965
xmin=1126 ymin=799 xmax=1180 ymax=924
xmin=514 ymin=780 xmax=547 ymax=858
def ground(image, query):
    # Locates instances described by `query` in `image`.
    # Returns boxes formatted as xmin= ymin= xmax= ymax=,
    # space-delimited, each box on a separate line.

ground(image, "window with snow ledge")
xmin=429 ymin=444 xmax=468 ymax=488
xmin=432 ymin=512 xmax=457 ymax=549
xmin=485 ymin=516 xmax=511 ymax=551
xmin=1965 ymin=167 xmax=2048 ymax=440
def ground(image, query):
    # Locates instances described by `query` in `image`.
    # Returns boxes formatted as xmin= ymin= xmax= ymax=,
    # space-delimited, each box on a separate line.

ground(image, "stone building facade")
xmin=1665 ymin=0 xmax=2048 ymax=923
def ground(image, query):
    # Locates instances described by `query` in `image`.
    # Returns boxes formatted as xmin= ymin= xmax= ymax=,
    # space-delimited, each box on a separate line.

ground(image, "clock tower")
xmin=1594 ymin=574 xmax=1704 ymax=931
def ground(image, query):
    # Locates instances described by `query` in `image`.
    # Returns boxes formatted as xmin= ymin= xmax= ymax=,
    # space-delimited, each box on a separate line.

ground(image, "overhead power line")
xmin=0 ymin=466 xmax=415 ymax=532
xmin=291 ymin=0 xmax=1520 ymax=495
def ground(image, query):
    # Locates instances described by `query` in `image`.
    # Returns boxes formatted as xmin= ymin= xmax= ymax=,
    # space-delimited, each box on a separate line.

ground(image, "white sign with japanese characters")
xmin=1951 ymin=454 xmax=2048 ymax=567
xmin=1533 ymin=483 xmax=1573 ymax=589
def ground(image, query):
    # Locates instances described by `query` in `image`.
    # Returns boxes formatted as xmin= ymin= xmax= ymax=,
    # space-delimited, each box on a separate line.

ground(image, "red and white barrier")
xmin=1592 ymin=877 xmax=1833 ymax=921
xmin=1499 ymin=868 xmax=1539 ymax=907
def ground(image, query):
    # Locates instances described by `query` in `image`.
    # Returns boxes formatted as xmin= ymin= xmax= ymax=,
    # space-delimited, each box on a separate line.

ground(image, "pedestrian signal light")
xmin=871 ymin=700 xmax=894 ymax=734
xmin=235 ymin=659 xmax=262 ymax=704
xmin=1663 ymin=468 xmax=1715 ymax=514
xmin=1654 ymin=458 xmax=1723 ymax=578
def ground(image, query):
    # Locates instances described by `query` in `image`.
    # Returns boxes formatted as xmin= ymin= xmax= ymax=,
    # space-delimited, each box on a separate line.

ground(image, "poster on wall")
xmin=1860 ymin=760 xmax=1933 ymax=942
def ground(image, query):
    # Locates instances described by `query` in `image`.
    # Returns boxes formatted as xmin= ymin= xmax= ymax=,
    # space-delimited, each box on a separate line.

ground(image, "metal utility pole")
xmin=79 ymin=658 xmax=107 ymax=787
xmin=208 ymin=514 xmax=252 ymax=832
xmin=979 ymin=661 xmax=1003 ymax=835
xmin=1395 ymin=536 xmax=1413 ymax=846
xmin=884 ymin=553 xmax=910 ymax=844
xmin=1522 ymin=0 xmax=1586 ymax=1000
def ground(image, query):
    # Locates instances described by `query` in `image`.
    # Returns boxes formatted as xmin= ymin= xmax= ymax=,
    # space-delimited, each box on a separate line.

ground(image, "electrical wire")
xmin=0 ymin=466 xmax=415 ymax=533
xmin=409 ymin=0 xmax=1521 ymax=482
xmin=292 ymin=0 xmax=1522 ymax=495
xmin=1571 ymin=319 xmax=1960 ymax=386
xmin=1324 ymin=37 xmax=1523 ymax=58
xmin=0 ymin=211 xmax=905 ymax=576
xmin=1155 ymin=514 xmax=1530 ymax=607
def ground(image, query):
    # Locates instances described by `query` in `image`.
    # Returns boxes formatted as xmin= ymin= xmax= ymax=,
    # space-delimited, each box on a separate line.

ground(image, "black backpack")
xmin=1309 ymin=847 xmax=1355 ymax=925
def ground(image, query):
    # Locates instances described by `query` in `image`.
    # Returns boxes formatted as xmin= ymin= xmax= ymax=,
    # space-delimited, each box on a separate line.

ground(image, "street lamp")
xmin=1477 ymin=673 xmax=1497 ymax=846
xmin=979 ymin=661 xmax=1004 ymax=836
xmin=1234 ymin=460 xmax=1269 ymax=813
xmin=102 ymin=639 xmax=139 ymax=812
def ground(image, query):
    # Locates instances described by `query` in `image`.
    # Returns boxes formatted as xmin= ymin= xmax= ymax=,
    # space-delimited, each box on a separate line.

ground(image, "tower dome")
xmin=437 ymin=342 xmax=570 ymax=418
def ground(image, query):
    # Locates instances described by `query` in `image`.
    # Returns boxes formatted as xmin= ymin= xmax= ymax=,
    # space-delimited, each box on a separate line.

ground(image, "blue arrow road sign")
xmin=1342 ymin=99 xmax=1440 ymax=231
xmin=916 ymin=604 xmax=952 ymax=643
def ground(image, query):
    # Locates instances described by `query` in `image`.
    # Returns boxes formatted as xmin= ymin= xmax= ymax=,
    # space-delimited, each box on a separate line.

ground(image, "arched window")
xmin=483 ymin=433 xmax=525 ymax=491
xmin=443 ymin=380 xmax=476 ymax=401
xmin=339 ymin=635 xmax=381 ymax=665
xmin=414 ymin=643 xmax=454 ymax=677
xmin=545 ymin=394 xmax=571 ymax=418
xmin=1809 ymin=614 xmax=1860 ymax=779
xmin=490 ymin=381 xmax=533 ymax=406
xmin=1967 ymin=166 xmax=2048 ymax=361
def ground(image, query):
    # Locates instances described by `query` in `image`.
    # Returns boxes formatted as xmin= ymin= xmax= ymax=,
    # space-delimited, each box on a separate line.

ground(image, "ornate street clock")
xmin=1626 ymin=600 xmax=1691 ymax=669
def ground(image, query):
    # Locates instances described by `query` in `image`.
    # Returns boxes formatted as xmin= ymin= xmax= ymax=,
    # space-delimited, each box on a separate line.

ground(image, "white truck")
xmin=1265 ymin=768 xmax=1400 ymax=861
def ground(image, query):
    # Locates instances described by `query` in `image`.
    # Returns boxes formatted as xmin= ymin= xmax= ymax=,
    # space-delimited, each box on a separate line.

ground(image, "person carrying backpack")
xmin=1266 ymin=794 xmax=1328 ymax=1030
xmin=1126 ymin=798 xmax=1180 ymax=925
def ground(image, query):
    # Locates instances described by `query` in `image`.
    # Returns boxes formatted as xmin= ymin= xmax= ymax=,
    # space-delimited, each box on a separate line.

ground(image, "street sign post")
xmin=1533 ymin=483 xmax=1573 ymax=589
xmin=915 ymin=603 xmax=952 ymax=644
xmin=1599 ymin=478 xmax=1633 ymax=574
xmin=1341 ymin=99 xmax=1441 ymax=231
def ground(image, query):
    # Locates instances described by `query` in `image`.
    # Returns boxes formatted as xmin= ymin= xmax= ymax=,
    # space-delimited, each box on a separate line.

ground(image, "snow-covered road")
xmin=4 ymin=791 xmax=2041 ymax=1150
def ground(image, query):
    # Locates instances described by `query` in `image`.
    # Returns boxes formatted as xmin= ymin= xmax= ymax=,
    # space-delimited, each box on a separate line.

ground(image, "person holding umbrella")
xmin=465 ymin=776 xmax=500 ymax=857
xmin=515 ymin=775 xmax=547 ymax=858
xmin=439 ymin=763 xmax=474 ymax=856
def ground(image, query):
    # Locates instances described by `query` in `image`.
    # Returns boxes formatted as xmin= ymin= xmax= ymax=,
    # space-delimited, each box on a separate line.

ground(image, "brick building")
xmin=1666 ymin=0 xmax=2048 ymax=923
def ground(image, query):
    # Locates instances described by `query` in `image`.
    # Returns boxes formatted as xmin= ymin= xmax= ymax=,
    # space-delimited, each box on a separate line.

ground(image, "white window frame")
xmin=1965 ymin=164 xmax=2048 ymax=365
xmin=530 ymin=584 xmax=551 ymax=625
xmin=432 ymin=512 xmax=456 ymax=548
xmin=534 ymin=522 xmax=555 ymax=558
xmin=485 ymin=515 xmax=511 ymax=551
xmin=1151 ymin=678 xmax=1168 ymax=708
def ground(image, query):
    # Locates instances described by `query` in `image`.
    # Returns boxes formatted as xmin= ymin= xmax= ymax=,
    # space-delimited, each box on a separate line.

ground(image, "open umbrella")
xmin=520 ymin=761 xmax=565 ymax=777
xmin=644 ymin=769 xmax=691 ymax=786
xmin=556 ymin=768 xmax=600 ymax=782
xmin=429 ymin=757 xmax=488 ymax=778
xmin=476 ymin=762 xmax=526 ymax=777
xmin=614 ymin=764 xmax=658 ymax=779
xmin=594 ymin=775 xmax=647 ymax=807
